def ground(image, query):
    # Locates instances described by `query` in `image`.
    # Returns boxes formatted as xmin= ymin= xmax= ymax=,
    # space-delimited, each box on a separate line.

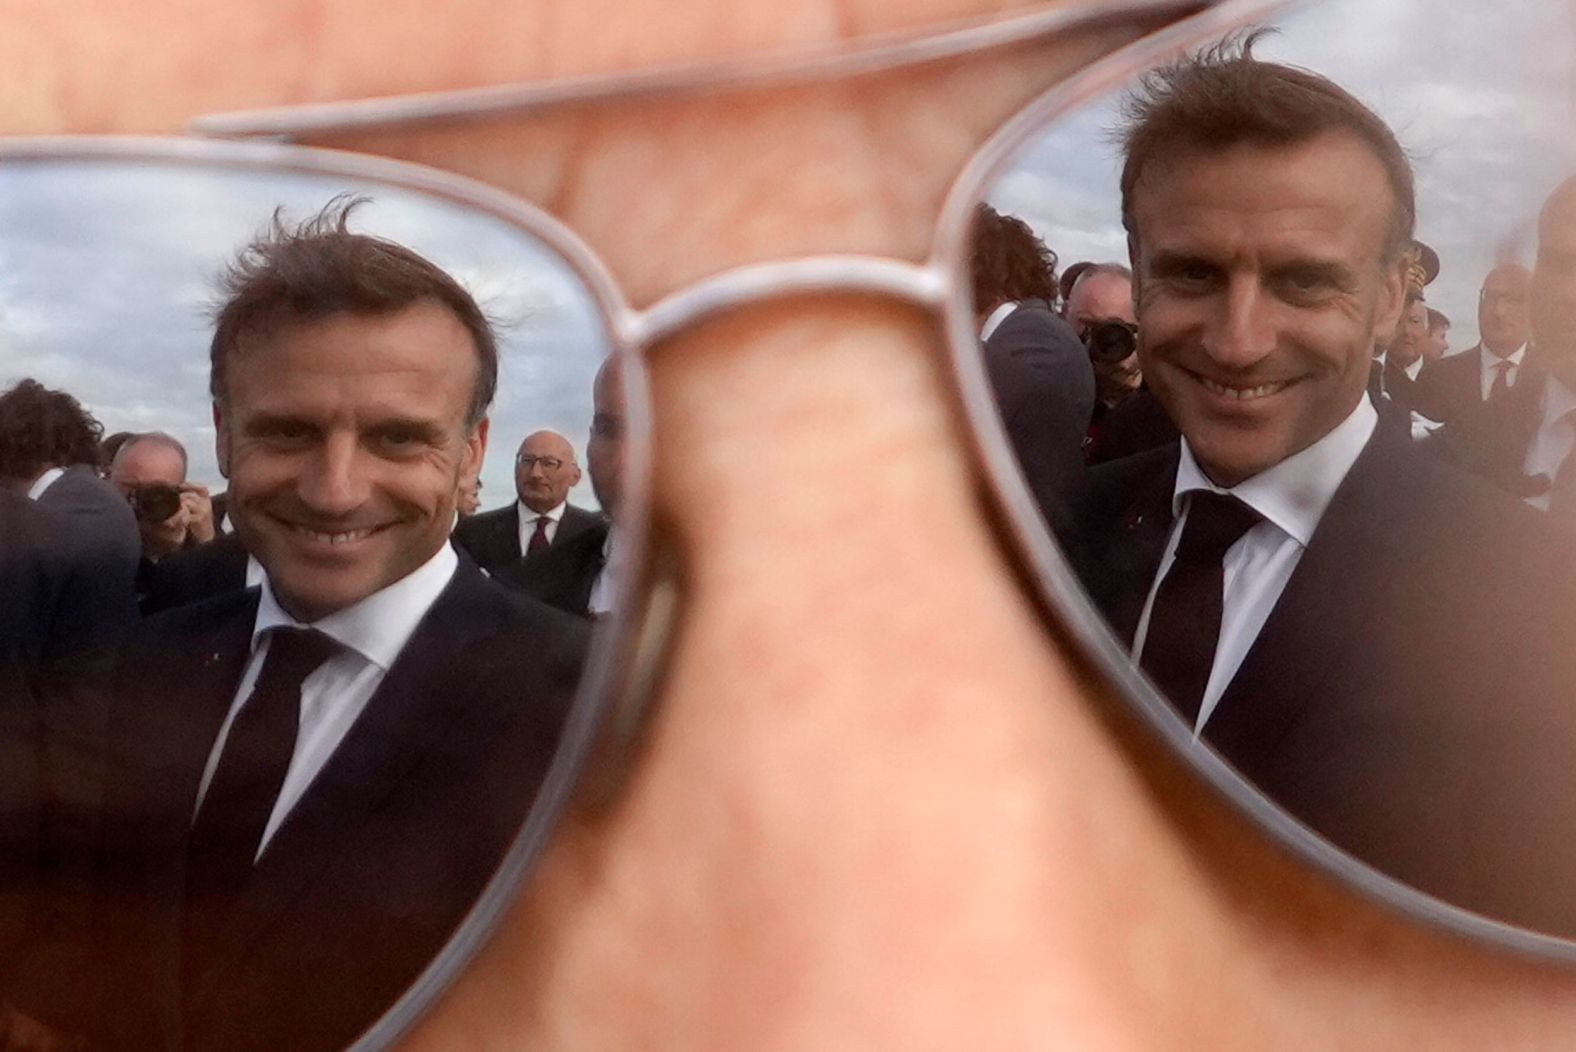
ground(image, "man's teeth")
xmin=293 ymin=525 xmax=375 ymax=544
xmin=1198 ymin=376 xmax=1289 ymax=401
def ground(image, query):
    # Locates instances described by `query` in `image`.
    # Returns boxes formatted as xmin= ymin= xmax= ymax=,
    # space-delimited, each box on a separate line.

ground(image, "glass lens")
xmin=972 ymin=0 xmax=1576 ymax=940
xmin=0 ymin=152 xmax=626 ymax=1048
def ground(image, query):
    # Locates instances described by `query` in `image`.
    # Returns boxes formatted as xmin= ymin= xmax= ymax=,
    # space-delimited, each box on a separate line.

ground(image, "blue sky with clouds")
xmin=0 ymin=160 xmax=610 ymax=510
xmin=987 ymin=0 xmax=1576 ymax=350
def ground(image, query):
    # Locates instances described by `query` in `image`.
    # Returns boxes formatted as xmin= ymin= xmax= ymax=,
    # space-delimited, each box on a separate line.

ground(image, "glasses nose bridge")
xmin=624 ymin=256 xmax=949 ymax=350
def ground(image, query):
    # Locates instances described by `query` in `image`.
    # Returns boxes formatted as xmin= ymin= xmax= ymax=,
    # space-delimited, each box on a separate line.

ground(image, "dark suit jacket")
xmin=1062 ymin=430 xmax=1576 ymax=934
xmin=983 ymin=300 xmax=1095 ymax=514
xmin=451 ymin=501 xmax=603 ymax=576
xmin=499 ymin=519 xmax=611 ymax=618
xmin=1433 ymin=364 xmax=1552 ymax=503
xmin=34 ymin=465 xmax=141 ymax=617
xmin=0 ymin=490 xmax=134 ymax=1019
xmin=83 ymin=558 xmax=589 ymax=1051
xmin=1415 ymin=346 xmax=1489 ymax=424
xmin=140 ymin=534 xmax=251 ymax=616
xmin=1085 ymin=387 xmax=1179 ymax=468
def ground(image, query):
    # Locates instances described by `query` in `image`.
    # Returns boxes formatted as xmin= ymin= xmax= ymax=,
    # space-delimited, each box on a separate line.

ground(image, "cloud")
xmin=0 ymin=159 xmax=611 ymax=508
xmin=983 ymin=0 xmax=1576 ymax=352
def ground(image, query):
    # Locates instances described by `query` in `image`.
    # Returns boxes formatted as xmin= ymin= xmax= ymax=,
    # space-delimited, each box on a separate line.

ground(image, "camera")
xmin=1083 ymin=319 xmax=1139 ymax=365
xmin=131 ymin=483 xmax=183 ymax=524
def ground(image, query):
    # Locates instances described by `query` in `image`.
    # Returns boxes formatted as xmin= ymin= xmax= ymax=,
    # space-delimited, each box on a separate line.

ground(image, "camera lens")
xmin=133 ymin=483 xmax=183 ymax=523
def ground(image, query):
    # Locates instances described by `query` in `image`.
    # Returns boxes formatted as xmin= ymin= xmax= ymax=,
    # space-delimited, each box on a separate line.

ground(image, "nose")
xmin=296 ymin=432 xmax=369 ymax=518
xmin=1202 ymin=273 xmax=1275 ymax=370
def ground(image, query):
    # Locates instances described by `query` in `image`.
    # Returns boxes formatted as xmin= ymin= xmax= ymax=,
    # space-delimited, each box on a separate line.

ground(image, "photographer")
xmin=108 ymin=432 xmax=216 ymax=561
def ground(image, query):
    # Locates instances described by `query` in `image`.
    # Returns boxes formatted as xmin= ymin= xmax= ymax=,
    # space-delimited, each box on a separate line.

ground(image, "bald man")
xmin=1439 ymin=189 xmax=1576 ymax=515
xmin=452 ymin=429 xmax=604 ymax=576
xmin=1417 ymin=263 xmax=1533 ymax=424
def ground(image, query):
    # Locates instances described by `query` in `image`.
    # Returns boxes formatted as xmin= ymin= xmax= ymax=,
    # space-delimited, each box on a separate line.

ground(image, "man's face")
xmin=587 ymin=358 xmax=627 ymax=519
xmin=1480 ymin=264 xmax=1532 ymax=360
xmin=1390 ymin=297 xmax=1429 ymax=369
xmin=1426 ymin=322 xmax=1450 ymax=362
xmin=215 ymin=301 xmax=487 ymax=621
xmin=109 ymin=439 xmax=184 ymax=498
xmin=1129 ymin=132 xmax=1405 ymax=486
xmin=1064 ymin=271 xmax=1136 ymax=338
xmin=513 ymin=430 xmax=581 ymax=514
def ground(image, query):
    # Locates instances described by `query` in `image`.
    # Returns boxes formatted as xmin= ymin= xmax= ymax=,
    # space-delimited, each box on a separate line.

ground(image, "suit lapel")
xmin=185 ymin=562 xmax=509 ymax=1004
xmin=1203 ymin=433 xmax=1406 ymax=767
xmin=1095 ymin=455 xmax=1178 ymax=646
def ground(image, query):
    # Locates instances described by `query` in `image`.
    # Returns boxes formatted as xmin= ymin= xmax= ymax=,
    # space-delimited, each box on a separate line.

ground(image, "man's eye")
xmin=375 ymin=428 xmax=427 ymax=452
xmin=259 ymin=422 xmax=312 ymax=442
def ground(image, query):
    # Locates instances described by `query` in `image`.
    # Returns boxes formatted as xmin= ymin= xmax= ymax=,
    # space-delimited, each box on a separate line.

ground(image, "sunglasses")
xmin=9 ymin=0 xmax=1576 ymax=1046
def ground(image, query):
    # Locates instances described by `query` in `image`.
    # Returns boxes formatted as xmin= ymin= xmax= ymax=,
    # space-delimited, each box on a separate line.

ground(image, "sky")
xmin=0 ymin=160 xmax=611 ymax=510
xmin=986 ymin=0 xmax=1576 ymax=351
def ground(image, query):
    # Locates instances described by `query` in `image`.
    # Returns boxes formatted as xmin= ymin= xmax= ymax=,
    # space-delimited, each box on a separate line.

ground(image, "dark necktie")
xmin=1489 ymin=359 xmax=1514 ymax=400
xmin=1140 ymin=492 xmax=1263 ymax=727
xmin=527 ymin=514 xmax=552 ymax=556
xmin=1367 ymin=359 xmax=1385 ymax=403
xmin=186 ymin=627 xmax=339 ymax=903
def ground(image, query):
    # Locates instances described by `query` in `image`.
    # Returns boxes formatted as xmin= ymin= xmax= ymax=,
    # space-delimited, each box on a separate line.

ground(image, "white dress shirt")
xmin=1479 ymin=344 xmax=1526 ymax=401
xmin=587 ymin=525 xmax=620 ymax=617
xmin=194 ymin=542 xmax=459 ymax=858
xmin=516 ymin=499 xmax=567 ymax=554
xmin=1131 ymin=397 xmax=1378 ymax=734
xmin=1523 ymin=375 xmax=1576 ymax=512
xmin=979 ymin=300 xmax=1019 ymax=342
xmin=26 ymin=466 xmax=65 ymax=500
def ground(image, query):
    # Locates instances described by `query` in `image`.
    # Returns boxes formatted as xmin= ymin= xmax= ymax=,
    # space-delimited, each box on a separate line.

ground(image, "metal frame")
xmin=11 ymin=0 xmax=1576 ymax=1047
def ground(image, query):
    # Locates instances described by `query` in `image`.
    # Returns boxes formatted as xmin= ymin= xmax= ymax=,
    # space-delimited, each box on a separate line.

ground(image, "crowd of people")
xmin=974 ymin=39 xmax=1576 ymax=939
xmin=0 ymin=203 xmax=624 ymax=1049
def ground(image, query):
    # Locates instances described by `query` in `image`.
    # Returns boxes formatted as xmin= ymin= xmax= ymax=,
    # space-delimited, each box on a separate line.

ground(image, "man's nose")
xmin=1203 ymin=275 xmax=1275 ymax=369
xmin=298 ymin=434 xmax=369 ymax=516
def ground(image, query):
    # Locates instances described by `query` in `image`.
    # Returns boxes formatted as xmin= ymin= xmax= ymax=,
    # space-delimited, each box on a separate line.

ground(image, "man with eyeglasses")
xmin=1417 ymin=263 xmax=1532 ymax=425
xmin=1063 ymin=41 xmax=1576 ymax=933
xmin=452 ymin=429 xmax=603 ymax=576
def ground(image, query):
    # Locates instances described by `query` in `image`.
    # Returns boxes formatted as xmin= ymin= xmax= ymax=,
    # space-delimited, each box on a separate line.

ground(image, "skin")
xmin=1130 ymin=132 xmax=1406 ymax=487
xmin=215 ymin=302 xmax=487 ymax=622
xmin=1064 ymin=269 xmax=1138 ymax=336
xmin=587 ymin=358 xmax=627 ymax=518
xmin=1426 ymin=317 xmax=1450 ymax=362
xmin=458 ymin=475 xmax=483 ymax=516
xmin=1533 ymin=180 xmax=1576 ymax=390
xmin=1068 ymin=271 xmax=1142 ymax=405
xmin=514 ymin=429 xmax=582 ymax=514
xmin=1481 ymin=263 xmax=1533 ymax=361
xmin=109 ymin=436 xmax=214 ymax=557
xmin=14 ymin=4 xmax=1576 ymax=1051
xmin=1390 ymin=296 xmax=1429 ymax=370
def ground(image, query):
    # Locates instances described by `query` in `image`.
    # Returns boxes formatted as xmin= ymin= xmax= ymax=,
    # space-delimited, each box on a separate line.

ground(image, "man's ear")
xmin=1127 ymin=233 xmax=1144 ymax=306
xmin=1374 ymin=255 xmax=1408 ymax=346
xmin=464 ymin=416 xmax=490 ymax=478
xmin=212 ymin=402 xmax=230 ymax=479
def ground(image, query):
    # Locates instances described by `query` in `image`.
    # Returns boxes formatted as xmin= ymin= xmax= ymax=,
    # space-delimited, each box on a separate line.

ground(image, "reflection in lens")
xmin=977 ymin=0 xmax=1576 ymax=939
xmin=0 ymin=160 xmax=614 ymax=1048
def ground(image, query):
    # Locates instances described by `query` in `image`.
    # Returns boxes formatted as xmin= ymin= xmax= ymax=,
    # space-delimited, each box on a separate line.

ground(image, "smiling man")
xmin=71 ymin=202 xmax=589 ymax=1052
xmin=1060 ymin=40 xmax=1576 ymax=931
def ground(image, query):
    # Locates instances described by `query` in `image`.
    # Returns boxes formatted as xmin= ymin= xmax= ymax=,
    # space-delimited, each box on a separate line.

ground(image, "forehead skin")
xmin=517 ymin=430 xmax=575 ymax=463
xmin=1067 ymin=271 xmax=1135 ymax=325
xmin=1483 ymin=263 xmax=1532 ymax=298
xmin=1131 ymin=133 xmax=1397 ymax=279
xmin=112 ymin=439 xmax=185 ymax=485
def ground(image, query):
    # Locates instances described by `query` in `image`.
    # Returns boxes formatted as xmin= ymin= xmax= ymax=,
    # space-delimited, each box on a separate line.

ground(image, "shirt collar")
xmin=1404 ymin=357 xmax=1424 ymax=381
xmin=979 ymin=300 xmax=1020 ymax=342
xmin=1173 ymin=396 xmax=1377 ymax=549
xmin=252 ymin=542 xmax=459 ymax=670
xmin=26 ymin=466 xmax=66 ymax=501
xmin=517 ymin=499 xmax=565 ymax=523
xmin=1485 ymin=342 xmax=1527 ymax=364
